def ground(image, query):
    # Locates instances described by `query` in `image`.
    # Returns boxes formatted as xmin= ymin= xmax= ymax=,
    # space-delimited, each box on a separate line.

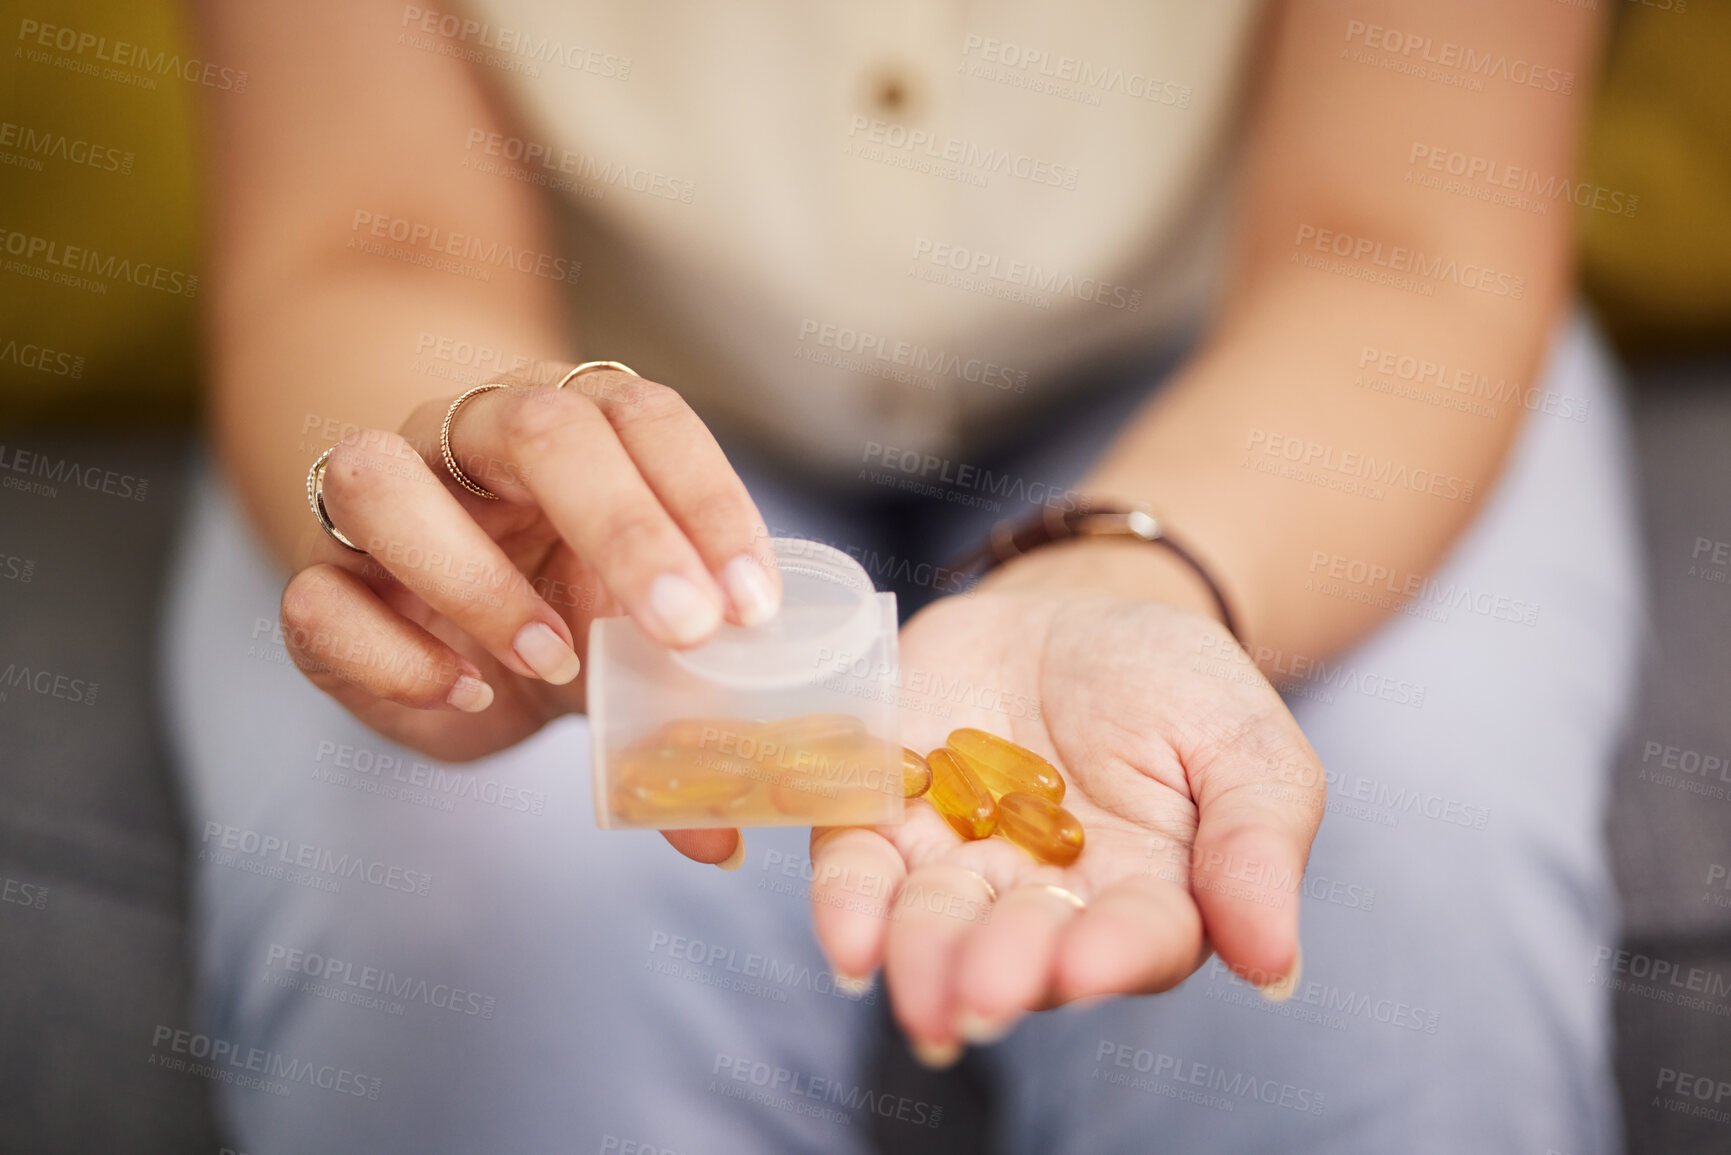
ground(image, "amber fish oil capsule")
xmin=769 ymin=736 xmax=899 ymax=823
xmin=612 ymin=745 xmax=756 ymax=824
xmin=946 ymin=728 xmax=1065 ymax=803
xmin=926 ymin=748 xmax=997 ymax=840
xmin=995 ymin=791 xmax=1085 ymax=866
xmin=900 ymin=747 xmax=933 ymax=798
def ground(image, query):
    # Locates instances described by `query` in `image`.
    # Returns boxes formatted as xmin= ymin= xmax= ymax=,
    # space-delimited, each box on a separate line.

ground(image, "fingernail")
xmin=649 ymin=573 xmax=723 ymax=646
xmin=513 ymin=621 xmax=582 ymax=684
xmin=834 ymin=972 xmax=875 ymax=997
xmin=721 ymin=553 xmax=779 ymax=627
xmin=715 ymin=835 xmax=745 ymax=872
xmin=446 ymin=675 xmax=494 ymax=713
xmin=956 ymin=1010 xmax=1010 ymax=1046
xmin=1255 ymin=944 xmax=1302 ymax=1003
xmin=910 ymin=1039 xmax=961 ymax=1070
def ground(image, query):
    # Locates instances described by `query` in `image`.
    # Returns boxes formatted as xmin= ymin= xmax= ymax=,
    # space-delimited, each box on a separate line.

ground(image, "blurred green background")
xmin=1 ymin=0 xmax=200 ymax=426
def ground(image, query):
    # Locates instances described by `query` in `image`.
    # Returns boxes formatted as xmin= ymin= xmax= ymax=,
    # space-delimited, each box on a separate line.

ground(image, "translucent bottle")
xmin=588 ymin=539 xmax=903 ymax=829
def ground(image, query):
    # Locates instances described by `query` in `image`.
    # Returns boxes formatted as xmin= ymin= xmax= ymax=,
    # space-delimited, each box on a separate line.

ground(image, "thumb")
xmin=1186 ymin=721 xmax=1325 ymax=998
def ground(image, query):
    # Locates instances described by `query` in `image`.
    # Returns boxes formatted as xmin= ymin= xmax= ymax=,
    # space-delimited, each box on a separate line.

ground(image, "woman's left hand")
xmin=807 ymin=581 xmax=1326 ymax=1064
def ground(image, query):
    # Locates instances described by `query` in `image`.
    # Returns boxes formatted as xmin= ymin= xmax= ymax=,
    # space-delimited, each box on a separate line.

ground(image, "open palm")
xmin=808 ymin=589 xmax=1326 ymax=1062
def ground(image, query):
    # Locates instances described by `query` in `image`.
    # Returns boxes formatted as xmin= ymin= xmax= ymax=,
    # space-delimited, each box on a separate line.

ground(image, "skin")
xmin=199 ymin=0 xmax=1605 ymax=1064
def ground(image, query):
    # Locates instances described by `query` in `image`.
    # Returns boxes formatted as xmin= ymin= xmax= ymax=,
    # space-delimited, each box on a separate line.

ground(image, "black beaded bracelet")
xmin=952 ymin=500 xmax=1244 ymax=646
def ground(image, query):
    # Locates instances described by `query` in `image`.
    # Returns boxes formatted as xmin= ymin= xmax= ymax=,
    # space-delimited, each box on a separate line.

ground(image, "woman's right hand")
xmin=282 ymin=365 xmax=780 ymax=846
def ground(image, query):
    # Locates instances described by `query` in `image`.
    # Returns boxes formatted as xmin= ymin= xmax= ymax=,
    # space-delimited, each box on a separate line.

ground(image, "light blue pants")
xmin=163 ymin=314 xmax=1640 ymax=1154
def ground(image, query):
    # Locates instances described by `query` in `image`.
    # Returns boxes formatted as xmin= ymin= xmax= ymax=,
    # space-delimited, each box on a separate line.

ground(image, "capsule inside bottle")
xmin=994 ymin=791 xmax=1085 ymax=866
xmin=926 ymin=748 xmax=997 ymax=840
xmin=900 ymin=747 xmax=933 ymax=798
xmin=946 ymin=728 xmax=1065 ymax=804
xmin=612 ymin=745 xmax=757 ymax=824
xmin=607 ymin=711 xmax=902 ymax=828
xmin=770 ymin=736 xmax=899 ymax=823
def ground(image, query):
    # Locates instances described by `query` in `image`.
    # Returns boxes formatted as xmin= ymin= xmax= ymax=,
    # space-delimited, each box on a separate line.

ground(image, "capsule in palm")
xmin=995 ymin=791 xmax=1085 ymax=866
xmin=900 ymin=747 xmax=933 ymax=799
xmin=946 ymin=728 xmax=1065 ymax=803
xmin=926 ymin=748 xmax=996 ymax=840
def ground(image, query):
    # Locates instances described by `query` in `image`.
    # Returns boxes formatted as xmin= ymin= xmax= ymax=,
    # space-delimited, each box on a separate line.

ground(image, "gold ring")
xmin=958 ymin=868 xmax=999 ymax=903
xmin=305 ymin=446 xmax=366 ymax=553
xmin=440 ymin=382 xmax=509 ymax=500
xmin=1035 ymin=884 xmax=1087 ymax=910
xmin=555 ymin=359 xmax=640 ymax=391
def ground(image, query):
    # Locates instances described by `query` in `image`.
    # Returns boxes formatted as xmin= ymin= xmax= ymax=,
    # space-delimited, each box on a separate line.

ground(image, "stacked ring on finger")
xmin=440 ymin=382 xmax=510 ymax=500
xmin=287 ymin=352 xmax=766 ymax=688
xmin=555 ymin=359 xmax=640 ymax=392
xmin=306 ymin=446 xmax=367 ymax=553
xmin=438 ymin=363 xmax=641 ymax=501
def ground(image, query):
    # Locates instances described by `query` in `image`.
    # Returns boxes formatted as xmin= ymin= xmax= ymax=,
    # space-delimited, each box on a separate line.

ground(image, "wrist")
xmin=978 ymin=535 xmax=1229 ymax=628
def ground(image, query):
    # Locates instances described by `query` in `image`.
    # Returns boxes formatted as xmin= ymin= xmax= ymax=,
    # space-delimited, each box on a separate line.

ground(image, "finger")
xmin=808 ymin=826 xmax=906 ymax=983
xmin=281 ymin=564 xmax=494 ymax=712
xmin=583 ymin=370 xmax=781 ymax=627
xmin=427 ymin=385 xmax=729 ymax=649
xmin=1186 ymin=719 xmax=1326 ymax=997
xmin=1051 ymin=876 xmax=1206 ymax=1002
xmin=319 ymin=431 xmax=583 ymax=685
xmin=883 ymin=862 xmax=997 ymax=1067
xmin=661 ymin=828 xmax=743 ymax=868
xmin=950 ymin=884 xmax=1084 ymax=1044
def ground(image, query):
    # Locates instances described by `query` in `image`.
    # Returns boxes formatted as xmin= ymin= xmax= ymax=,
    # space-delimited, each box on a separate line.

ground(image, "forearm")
xmin=1020 ymin=265 xmax=1559 ymax=661
xmin=196 ymin=0 xmax=572 ymax=569
xmin=989 ymin=0 xmax=1601 ymax=665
